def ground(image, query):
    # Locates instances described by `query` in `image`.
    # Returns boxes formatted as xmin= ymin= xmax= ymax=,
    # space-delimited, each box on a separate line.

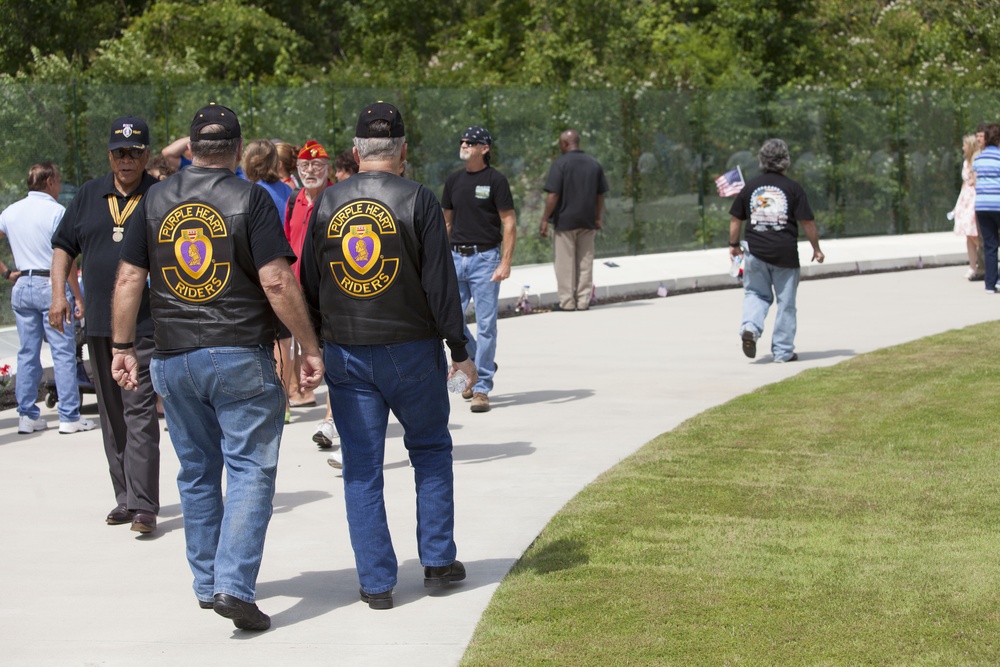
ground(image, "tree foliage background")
xmin=1 ymin=0 xmax=997 ymax=90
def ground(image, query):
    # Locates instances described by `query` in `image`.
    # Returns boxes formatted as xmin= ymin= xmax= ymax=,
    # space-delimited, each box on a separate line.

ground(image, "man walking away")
xmin=112 ymin=103 xmax=323 ymax=632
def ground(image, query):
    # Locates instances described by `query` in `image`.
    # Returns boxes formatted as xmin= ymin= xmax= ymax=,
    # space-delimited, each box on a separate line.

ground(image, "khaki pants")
xmin=554 ymin=228 xmax=597 ymax=310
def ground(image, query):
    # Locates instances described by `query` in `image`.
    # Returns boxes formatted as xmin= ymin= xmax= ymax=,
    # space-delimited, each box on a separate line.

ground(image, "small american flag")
xmin=715 ymin=166 xmax=744 ymax=197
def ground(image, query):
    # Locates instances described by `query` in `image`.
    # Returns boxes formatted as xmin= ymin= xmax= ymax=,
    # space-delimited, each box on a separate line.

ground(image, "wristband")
xmin=729 ymin=242 xmax=741 ymax=248
xmin=111 ymin=341 xmax=134 ymax=350
xmin=3 ymin=269 xmax=10 ymax=279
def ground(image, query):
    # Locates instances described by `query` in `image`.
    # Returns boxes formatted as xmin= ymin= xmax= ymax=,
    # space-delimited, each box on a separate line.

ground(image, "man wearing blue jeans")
xmin=112 ymin=103 xmax=323 ymax=632
xmin=301 ymin=102 xmax=476 ymax=611
xmin=729 ymin=138 xmax=824 ymax=363
xmin=442 ymin=125 xmax=517 ymax=413
xmin=0 ymin=162 xmax=92 ymax=435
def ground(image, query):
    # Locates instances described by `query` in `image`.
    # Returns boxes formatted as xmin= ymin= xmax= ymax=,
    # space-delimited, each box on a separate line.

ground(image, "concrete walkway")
xmin=0 ymin=232 xmax=995 ymax=666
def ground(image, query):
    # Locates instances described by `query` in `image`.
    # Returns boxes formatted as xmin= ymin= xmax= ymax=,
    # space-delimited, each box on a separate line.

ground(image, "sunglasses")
xmin=110 ymin=148 xmax=146 ymax=160
xmin=459 ymin=139 xmax=483 ymax=147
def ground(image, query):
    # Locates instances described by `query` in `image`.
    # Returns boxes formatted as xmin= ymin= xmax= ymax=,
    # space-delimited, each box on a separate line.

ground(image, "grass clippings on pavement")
xmin=462 ymin=322 xmax=1000 ymax=666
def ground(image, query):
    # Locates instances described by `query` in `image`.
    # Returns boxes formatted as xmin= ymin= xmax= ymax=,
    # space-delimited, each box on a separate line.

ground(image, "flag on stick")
xmin=715 ymin=166 xmax=744 ymax=197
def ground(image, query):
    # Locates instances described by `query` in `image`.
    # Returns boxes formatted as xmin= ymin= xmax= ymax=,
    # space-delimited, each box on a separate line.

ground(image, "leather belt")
xmin=451 ymin=243 xmax=498 ymax=256
xmin=23 ymin=270 xmax=50 ymax=277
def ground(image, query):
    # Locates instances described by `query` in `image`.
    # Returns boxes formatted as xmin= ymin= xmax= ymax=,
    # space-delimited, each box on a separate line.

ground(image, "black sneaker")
xmin=741 ymin=330 xmax=757 ymax=359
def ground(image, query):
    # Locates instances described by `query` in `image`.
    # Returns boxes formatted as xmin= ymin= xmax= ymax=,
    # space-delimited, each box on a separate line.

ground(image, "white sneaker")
xmin=18 ymin=416 xmax=48 ymax=434
xmin=312 ymin=419 xmax=338 ymax=449
xmin=59 ymin=418 xmax=96 ymax=434
xmin=327 ymin=450 xmax=343 ymax=469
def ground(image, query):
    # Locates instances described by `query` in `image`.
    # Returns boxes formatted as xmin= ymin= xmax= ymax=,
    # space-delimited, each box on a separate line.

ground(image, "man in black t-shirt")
xmin=442 ymin=126 xmax=516 ymax=413
xmin=51 ymin=116 xmax=161 ymax=534
xmin=540 ymin=129 xmax=609 ymax=311
xmin=111 ymin=103 xmax=322 ymax=631
xmin=729 ymin=138 xmax=824 ymax=363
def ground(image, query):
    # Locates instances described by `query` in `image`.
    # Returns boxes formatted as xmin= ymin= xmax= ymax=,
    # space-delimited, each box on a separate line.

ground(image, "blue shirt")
xmin=0 ymin=191 xmax=65 ymax=271
xmin=256 ymin=180 xmax=293 ymax=218
xmin=973 ymin=146 xmax=1000 ymax=212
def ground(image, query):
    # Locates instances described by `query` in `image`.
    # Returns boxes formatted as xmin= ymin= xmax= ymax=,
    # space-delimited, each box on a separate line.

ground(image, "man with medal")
xmin=50 ymin=116 xmax=161 ymax=534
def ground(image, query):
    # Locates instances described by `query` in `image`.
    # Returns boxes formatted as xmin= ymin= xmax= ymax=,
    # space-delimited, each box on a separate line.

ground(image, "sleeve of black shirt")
xmin=441 ymin=171 xmax=455 ymax=210
xmin=493 ymin=171 xmax=515 ymax=210
xmin=597 ymin=164 xmax=610 ymax=195
xmin=51 ymin=186 xmax=84 ymax=257
xmin=793 ymin=182 xmax=815 ymax=222
xmin=542 ymin=161 xmax=562 ymax=194
xmin=118 ymin=198 xmax=150 ymax=269
xmin=414 ymin=185 xmax=468 ymax=362
xmin=729 ymin=187 xmax=749 ymax=220
xmin=247 ymin=184 xmax=296 ymax=270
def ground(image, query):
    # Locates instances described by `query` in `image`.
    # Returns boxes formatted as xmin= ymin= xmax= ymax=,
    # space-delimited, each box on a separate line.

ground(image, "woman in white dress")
xmin=951 ymin=134 xmax=980 ymax=280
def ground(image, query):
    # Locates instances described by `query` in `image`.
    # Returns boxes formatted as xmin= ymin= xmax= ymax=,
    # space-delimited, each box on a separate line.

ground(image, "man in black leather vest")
xmin=111 ymin=103 xmax=323 ymax=632
xmin=300 ymin=101 xmax=477 ymax=610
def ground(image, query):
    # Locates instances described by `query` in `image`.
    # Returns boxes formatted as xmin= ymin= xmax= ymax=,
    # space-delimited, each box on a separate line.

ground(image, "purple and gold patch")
xmin=326 ymin=199 xmax=399 ymax=298
xmin=157 ymin=202 xmax=231 ymax=303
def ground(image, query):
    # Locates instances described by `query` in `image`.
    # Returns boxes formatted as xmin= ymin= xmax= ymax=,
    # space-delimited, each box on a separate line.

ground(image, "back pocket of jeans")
xmin=211 ymin=348 xmax=265 ymax=400
xmin=385 ymin=339 xmax=438 ymax=382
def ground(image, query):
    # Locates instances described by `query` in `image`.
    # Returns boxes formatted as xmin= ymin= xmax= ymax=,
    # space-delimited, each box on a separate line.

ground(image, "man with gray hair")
xmin=111 ymin=103 xmax=323 ymax=631
xmin=728 ymin=138 xmax=824 ymax=362
xmin=300 ymin=101 xmax=476 ymax=611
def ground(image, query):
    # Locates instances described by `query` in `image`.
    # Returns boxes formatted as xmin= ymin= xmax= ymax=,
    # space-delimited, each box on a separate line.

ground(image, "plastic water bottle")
xmin=447 ymin=370 xmax=468 ymax=394
xmin=515 ymin=285 xmax=533 ymax=314
xmin=729 ymin=255 xmax=743 ymax=278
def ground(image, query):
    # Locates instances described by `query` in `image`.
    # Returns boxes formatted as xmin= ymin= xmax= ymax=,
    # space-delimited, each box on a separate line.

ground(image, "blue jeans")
xmin=11 ymin=276 xmax=80 ymax=422
xmin=453 ymin=247 xmax=501 ymax=394
xmin=150 ymin=346 xmax=284 ymax=604
xmin=978 ymin=210 xmax=1000 ymax=290
xmin=740 ymin=253 xmax=800 ymax=361
xmin=324 ymin=338 xmax=456 ymax=595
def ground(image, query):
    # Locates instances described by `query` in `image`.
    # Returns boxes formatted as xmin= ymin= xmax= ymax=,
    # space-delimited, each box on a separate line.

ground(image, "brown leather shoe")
xmin=470 ymin=392 xmax=490 ymax=413
xmin=461 ymin=388 xmax=473 ymax=400
xmin=106 ymin=504 xmax=135 ymax=525
xmin=130 ymin=511 xmax=156 ymax=533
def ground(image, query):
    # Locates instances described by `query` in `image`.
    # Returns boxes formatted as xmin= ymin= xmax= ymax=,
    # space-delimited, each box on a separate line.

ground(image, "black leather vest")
xmin=143 ymin=166 xmax=279 ymax=350
xmin=310 ymin=171 xmax=438 ymax=344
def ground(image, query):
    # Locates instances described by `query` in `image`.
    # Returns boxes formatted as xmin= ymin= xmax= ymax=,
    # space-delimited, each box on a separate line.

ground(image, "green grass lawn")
xmin=462 ymin=323 xmax=1000 ymax=666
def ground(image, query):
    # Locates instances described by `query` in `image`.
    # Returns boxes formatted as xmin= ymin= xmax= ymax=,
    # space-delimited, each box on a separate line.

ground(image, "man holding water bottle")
xmin=300 ymin=102 xmax=476 ymax=610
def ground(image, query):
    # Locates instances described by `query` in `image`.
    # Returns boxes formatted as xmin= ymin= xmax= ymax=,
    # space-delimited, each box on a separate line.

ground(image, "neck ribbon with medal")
xmin=108 ymin=192 xmax=143 ymax=243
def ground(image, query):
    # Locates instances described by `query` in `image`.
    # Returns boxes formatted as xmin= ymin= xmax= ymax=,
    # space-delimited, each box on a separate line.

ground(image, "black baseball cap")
xmin=461 ymin=126 xmax=492 ymax=146
xmin=356 ymin=102 xmax=405 ymax=138
xmin=190 ymin=103 xmax=241 ymax=142
xmin=108 ymin=117 xmax=150 ymax=151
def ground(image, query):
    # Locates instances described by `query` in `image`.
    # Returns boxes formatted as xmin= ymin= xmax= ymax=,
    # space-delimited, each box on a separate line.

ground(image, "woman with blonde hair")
xmin=273 ymin=140 xmax=302 ymax=190
xmin=243 ymin=139 xmax=292 ymax=215
xmin=951 ymin=133 xmax=980 ymax=280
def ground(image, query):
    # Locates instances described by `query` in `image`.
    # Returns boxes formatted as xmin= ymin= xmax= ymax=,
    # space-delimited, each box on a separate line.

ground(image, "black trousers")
xmin=87 ymin=335 xmax=160 ymax=513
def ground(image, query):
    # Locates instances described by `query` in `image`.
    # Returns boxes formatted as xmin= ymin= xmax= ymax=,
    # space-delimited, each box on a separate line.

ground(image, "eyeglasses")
xmin=459 ymin=140 xmax=482 ymax=147
xmin=110 ymin=148 xmax=146 ymax=160
xmin=297 ymin=160 xmax=330 ymax=172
